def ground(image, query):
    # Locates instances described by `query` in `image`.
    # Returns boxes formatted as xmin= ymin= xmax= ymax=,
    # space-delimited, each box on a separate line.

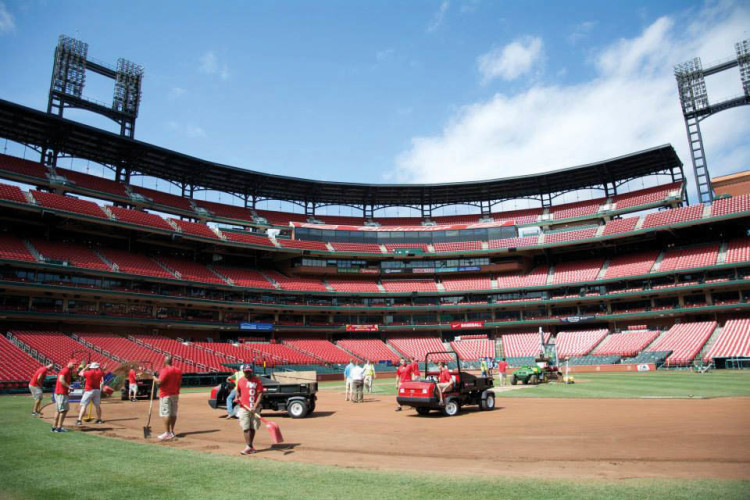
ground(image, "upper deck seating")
xmin=552 ymin=258 xmax=604 ymax=284
xmin=223 ymin=231 xmax=275 ymax=247
xmin=724 ymin=237 xmax=750 ymax=265
xmin=55 ymin=167 xmax=129 ymax=198
xmin=277 ymin=239 xmax=329 ymax=251
xmin=0 ymin=182 xmax=29 ymax=204
xmin=545 ymin=227 xmax=597 ymax=244
xmin=488 ymin=236 xmax=537 ymax=249
xmin=0 ymin=154 xmax=49 ymax=180
xmin=130 ymin=186 xmax=194 ymax=211
xmin=329 ymin=242 xmax=383 ymax=253
xmin=642 ymin=204 xmax=704 ymax=229
xmin=264 ymin=270 xmax=328 ymax=292
xmin=194 ymin=200 xmax=254 ymax=222
xmin=109 ymin=206 xmax=174 ymax=231
xmin=326 ymin=279 xmax=381 ymax=293
xmin=602 ymin=216 xmax=639 ymax=235
xmin=30 ymin=190 xmax=107 ymax=219
xmin=552 ymin=199 xmax=603 ymax=220
xmin=603 ymin=250 xmax=659 ymax=280
xmin=381 ymin=279 xmax=438 ymax=293
xmin=157 ymin=256 xmax=226 ymax=284
xmin=100 ymin=248 xmax=175 ymax=279
xmin=171 ymin=219 xmax=219 ymax=239
xmin=613 ymin=182 xmax=681 ymax=210
xmin=214 ymin=266 xmax=274 ymax=289
xmin=441 ymin=276 xmax=493 ymax=292
xmin=711 ymin=194 xmax=750 ymax=217
xmin=496 ymin=266 xmax=549 ymax=289
xmin=658 ymin=244 xmax=719 ymax=273
xmin=0 ymin=234 xmax=36 ymax=262
xmin=432 ymin=241 xmax=484 ymax=253
xmin=31 ymin=239 xmax=110 ymax=271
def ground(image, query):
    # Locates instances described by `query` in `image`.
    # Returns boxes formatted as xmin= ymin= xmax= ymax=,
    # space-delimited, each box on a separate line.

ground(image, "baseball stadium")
xmin=0 ymin=4 xmax=749 ymax=500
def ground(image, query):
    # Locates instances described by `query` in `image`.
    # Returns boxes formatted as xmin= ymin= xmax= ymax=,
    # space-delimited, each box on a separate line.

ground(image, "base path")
xmin=55 ymin=391 xmax=750 ymax=480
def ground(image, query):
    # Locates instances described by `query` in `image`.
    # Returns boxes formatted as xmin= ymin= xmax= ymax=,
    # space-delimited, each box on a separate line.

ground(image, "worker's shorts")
xmin=55 ymin=394 xmax=69 ymax=413
xmin=345 ymin=379 xmax=353 ymax=394
xmin=128 ymin=383 xmax=138 ymax=395
xmin=80 ymin=389 xmax=101 ymax=408
xmin=29 ymin=384 xmax=43 ymax=401
xmin=238 ymin=408 xmax=261 ymax=432
xmin=437 ymin=382 xmax=453 ymax=393
xmin=159 ymin=395 xmax=179 ymax=418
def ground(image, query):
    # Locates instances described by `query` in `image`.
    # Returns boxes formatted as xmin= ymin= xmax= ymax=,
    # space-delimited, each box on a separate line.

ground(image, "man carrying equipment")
xmin=76 ymin=362 xmax=105 ymax=425
xmin=29 ymin=363 xmax=53 ymax=417
xmin=225 ymin=366 xmax=246 ymax=418
xmin=154 ymin=355 xmax=182 ymax=441
xmin=236 ymin=364 xmax=264 ymax=455
xmin=52 ymin=360 xmax=75 ymax=433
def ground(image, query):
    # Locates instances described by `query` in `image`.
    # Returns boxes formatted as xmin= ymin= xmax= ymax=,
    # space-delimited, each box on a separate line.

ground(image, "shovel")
xmin=259 ymin=416 xmax=284 ymax=444
xmin=143 ymin=379 xmax=156 ymax=439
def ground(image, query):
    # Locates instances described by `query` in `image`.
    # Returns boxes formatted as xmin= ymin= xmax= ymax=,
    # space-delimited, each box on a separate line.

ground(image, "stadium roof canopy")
xmin=0 ymin=99 xmax=683 ymax=209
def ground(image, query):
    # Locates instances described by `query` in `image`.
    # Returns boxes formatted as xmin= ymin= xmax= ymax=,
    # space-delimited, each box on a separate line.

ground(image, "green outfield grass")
xmin=319 ymin=370 xmax=750 ymax=399
xmin=0 ymin=396 xmax=746 ymax=500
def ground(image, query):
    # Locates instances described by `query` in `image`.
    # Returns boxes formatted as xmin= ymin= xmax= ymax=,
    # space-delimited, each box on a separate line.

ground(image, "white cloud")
xmin=376 ymin=48 xmax=395 ymax=62
xmin=393 ymin=2 xmax=750 ymax=203
xmin=168 ymin=121 xmax=206 ymax=138
xmin=427 ymin=1 xmax=449 ymax=33
xmin=460 ymin=0 xmax=480 ymax=14
xmin=168 ymin=87 xmax=187 ymax=100
xmin=477 ymin=36 xmax=543 ymax=83
xmin=0 ymin=2 xmax=15 ymax=33
xmin=568 ymin=21 xmax=596 ymax=44
xmin=199 ymin=51 xmax=230 ymax=80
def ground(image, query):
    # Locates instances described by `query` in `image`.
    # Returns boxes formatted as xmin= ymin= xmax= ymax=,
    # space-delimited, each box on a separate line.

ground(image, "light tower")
xmin=674 ymin=39 xmax=750 ymax=204
xmin=44 ymin=35 xmax=144 ymax=167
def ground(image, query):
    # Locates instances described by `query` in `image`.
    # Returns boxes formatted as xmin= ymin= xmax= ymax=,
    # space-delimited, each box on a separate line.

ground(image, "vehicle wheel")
xmin=510 ymin=375 xmax=517 ymax=386
xmin=542 ymin=373 xmax=548 ymax=383
xmin=481 ymin=393 xmax=495 ymax=411
xmin=528 ymin=374 xmax=538 ymax=385
xmin=287 ymin=400 xmax=308 ymax=419
xmin=308 ymin=400 xmax=316 ymax=414
xmin=442 ymin=400 xmax=460 ymax=416
xmin=416 ymin=407 xmax=430 ymax=416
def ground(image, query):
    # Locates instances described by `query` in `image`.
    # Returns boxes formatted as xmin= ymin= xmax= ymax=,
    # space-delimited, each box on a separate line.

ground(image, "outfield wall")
xmin=566 ymin=363 xmax=656 ymax=373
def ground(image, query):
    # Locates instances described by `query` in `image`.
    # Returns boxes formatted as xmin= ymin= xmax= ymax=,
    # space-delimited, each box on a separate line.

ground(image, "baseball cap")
xmin=90 ymin=362 xmax=100 ymax=369
xmin=241 ymin=364 xmax=254 ymax=373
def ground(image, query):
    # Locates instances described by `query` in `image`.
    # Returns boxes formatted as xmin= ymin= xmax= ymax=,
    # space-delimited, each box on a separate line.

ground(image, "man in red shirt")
xmin=395 ymin=358 xmax=410 ymax=412
xmin=436 ymin=361 xmax=453 ymax=405
xmin=128 ymin=366 xmax=139 ymax=402
xmin=29 ymin=363 xmax=53 ymax=417
xmin=496 ymin=357 xmax=509 ymax=387
xmin=408 ymin=357 xmax=421 ymax=381
xmin=154 ymin=355 xmax=182 ymax=441
xmin=76 ymin=362 xmax=105 ymax=426
xmin=52 ymin=360 xmax=75 ymax=432
xmin=235 ymin=364 xmax=264 ymax=455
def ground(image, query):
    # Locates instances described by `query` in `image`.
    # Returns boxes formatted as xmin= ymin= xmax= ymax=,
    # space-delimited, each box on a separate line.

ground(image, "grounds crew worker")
xmin=236 ymin=364 xmax=264 ymax=455
xmin=76 ymin=362 xmax=105 ymax=425
xmin=154 ymin=355 xmax=182 ymax=441
xmin=225 ymin=366 xmax=246 ymax=419
xmin=52 ymin=360 xmax=76 ymax=433
xmin=29 ymin=363 xmax=53 ymax=417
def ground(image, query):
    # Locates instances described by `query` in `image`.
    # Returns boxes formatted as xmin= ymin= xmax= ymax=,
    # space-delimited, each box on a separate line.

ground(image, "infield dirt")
xmin=53 ymin=390 xmax=750 ymax=480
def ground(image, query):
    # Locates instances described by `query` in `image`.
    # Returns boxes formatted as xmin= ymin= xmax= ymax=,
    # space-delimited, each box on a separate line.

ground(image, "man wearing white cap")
xmin=76 ymin=362 xmax=105 ymax=425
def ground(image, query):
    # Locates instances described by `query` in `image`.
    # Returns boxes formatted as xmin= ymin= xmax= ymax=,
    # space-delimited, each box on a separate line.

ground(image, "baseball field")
xmin=0 ymin=371 xmax=748 ymax=499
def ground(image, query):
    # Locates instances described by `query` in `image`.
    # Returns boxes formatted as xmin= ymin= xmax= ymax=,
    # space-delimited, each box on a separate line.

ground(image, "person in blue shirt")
xmin=344 ymin=359 xmax=355 ymax=401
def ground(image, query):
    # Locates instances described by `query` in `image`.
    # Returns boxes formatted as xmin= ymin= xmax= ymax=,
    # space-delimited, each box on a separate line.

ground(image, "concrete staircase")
xmin=596 ymin=259 xmax=610 ymax=280
xmin=716 ymin=241 xmax=729 ymax=265
xmin=649 ymin=251 xmax=666 ymax=273
xmin=208 ymin=265 xmax=233 ymax=285
xmin=93 ymin=249 xmax=116 ymax=271
xmin=23 ymin=240 xmax=43 ymax=262
xmin=698 ymin=325 xmax=723 ymax=361
xmin=546 ymin=266 xmax=555 ymax=285
xmin=634 ymin=215 xmax=645 ymax=230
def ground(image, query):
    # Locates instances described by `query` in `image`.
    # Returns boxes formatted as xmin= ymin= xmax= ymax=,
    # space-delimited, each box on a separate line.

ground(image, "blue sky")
xmin=0 ymin=0 xmax=747 ymax=210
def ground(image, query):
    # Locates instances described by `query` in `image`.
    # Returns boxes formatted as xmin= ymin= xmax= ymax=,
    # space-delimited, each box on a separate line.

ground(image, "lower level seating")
xmin=0 ymin=335 xmax=44 ymax=382
xmin=388 ymin=337 xmax=452 ymax=361
xmin=336 ymin=339 xmax=399 ymax=363
xmin=450 ymin=339 xmax=495 ymax=360
xmin=647 ymin=321 xmax=717 ymax=365
xmin=703 ymin=318 xmax=750 ymax=361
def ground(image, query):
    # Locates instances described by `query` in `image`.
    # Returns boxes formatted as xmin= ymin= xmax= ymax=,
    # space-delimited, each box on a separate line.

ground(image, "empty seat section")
xmin=326 ymin=279 xmax=381 ymax=293
xmin=277 ymin=239 xmax=329 ymax=251
xmin=658 ymin=244 xmax=719 ymax=272
xmin=441 ymin=276 xmax=492 ymax=292
xmin=193 ymin=342 xmax=259 ymax=364
xmin=703 ymin=319 xmax=750 ymax=361
xmin=214 ymin=266 xmax=274 ymax=289
xmin=724 ymin=237 xmax=750 ymax=265
xmin=552 ymin=199 xmax=603 ymax=219
xmin=30 ymin=190 xmax=107 ymax=219
xmin=78 ymin=332 xmax=182 ymax=372
xmin=488 ymin=236 xmax=537 ymax=249
xmin=157 ymin=256 xmax=226 ymax=284
xmin=223 ymin=231 xmax=275 ymax=247
xmin=384 ymin=244 xmax=429 ymax=253
xmin=0 ymin=234 xmax=36 ymax=262
xmin=134 ymin=335 xmax=226 ymax=371
xmin=130 ymin=186 xmax=194 ymax=211
xmin=388 ymin=337 xmax=452 ymax=361
xmin=545 ymin=227 xmax=597 ymax=244
xmin=0 ymin=335 xmax=44 ymax=382
xmin=432 ymin=241 xmax=483 ymax=253
xmin=374 ymin=217 xmax=423 ymax=227
xmin=30 ymin=239 xmax=110 ymax=271
xmin=241 ymin=343 xmax=319 ymax=364
xmin=99 ymin=249 xmax=174 ymax=279
xmin=710 ymin=193 xmax=750 ymax=217
xmin=602 ymin=216 xmax=639 ymax=235
xmin=496 ymin=266 xmax=549 ymax=289
xmin=603 ymin=250 xmax=659 ymax=280
xmin=194 ymin=200 xmax=254 ymax=222
xmin=593 ymin=330 xmax=660 ymax=357
xmin=283 ymin=339 xmax=354 ymax=363
xmin=647 ymin=321 xmax=717 ymax=365
xmin=431 ymin=214 xmax=482 ymax=224
xmin=12 ymin=331 xmax=115 ymax=369
xmin=171 ymin=219 xmax=219 ymax=239
xmin=552 ymin=259 xmax=604 ymax=284
xmin=316 ymin=214 xmax=366 ymax=225
xmin=109 ymin=206 xmax=174 ymax=231
xmin=642 ymin=204 xmax=704 ymax=229
xmin=381 ymin=279 xmax=438 ymax=293
xmin=555 ymin=329 xmax=609 ymax=358
xmin=501 ymin=331 xmax=551 ymax=357
xmin=614 ymin=182 xmax=682 ymax=210
xmin=54 ymin=167 xmax=129 ymax=197
xmin=0 ymin=182 xmax=28 ymax=204
xmin=336 ymin=339 xmax=399 ymax=363
xmin=0 ymin=154 xmax=49 ymax=179
xmin=449 ymin=339 xmax=495 ymax=360
xmin=254 ymin=209 xmax=307 ymax=226
xmin=490 ymin=208 xmax=540 ymax=224
xmin=330 ymin=242 xmax=382 ymax=253
xmin=264 ymin=270 xmax=327 ymax=292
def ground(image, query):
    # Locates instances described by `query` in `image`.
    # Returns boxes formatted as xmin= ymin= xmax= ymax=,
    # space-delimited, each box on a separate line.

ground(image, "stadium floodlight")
xmin=674 ymin=39 xmax=750 ymax=204
xmin=50 ymin=35 xmax=88 ymax=101
xmin=113 ymin=58 xmax=144 ymax=117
